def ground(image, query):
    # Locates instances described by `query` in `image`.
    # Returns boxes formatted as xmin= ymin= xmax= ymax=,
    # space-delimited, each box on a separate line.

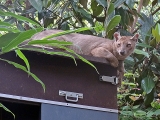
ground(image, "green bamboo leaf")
xmin=0 ymin=21 xmax=13 ymax=27
xmin=141 ymin=76 xmax=155 ymax=94
xmin=0 ymin=10 xmax=40 ymax=27
xmin=28 ymin=0 xmax=43 ymax=12
xmin=0 ymin=58 xmax=45 ymax=92
xmin=28 ymin=39 xmax=72 ymax=46
xmin=0 ymin=33 xmax=20 ymax=49
xmin=43 ymin=27 xmax=93 ymax=40
xmin=0 ymin=27 xmax=19 ymax=32
xmin=2 ymin=27 xmax=43 ymax=53
xmin=0 ymin=103 xmax=15 ymax=119
xmin=15 ymin=49 xmax=30 ymax=72
xmin=134 ymin=49 xmax=149 ymax=58
xmin=106 ymin=15 xmax=121 ymax=32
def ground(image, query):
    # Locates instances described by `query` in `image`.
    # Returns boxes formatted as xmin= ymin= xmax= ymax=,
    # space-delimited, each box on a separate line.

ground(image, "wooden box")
xmin=0 ymin=50 xmax=118 ymax=120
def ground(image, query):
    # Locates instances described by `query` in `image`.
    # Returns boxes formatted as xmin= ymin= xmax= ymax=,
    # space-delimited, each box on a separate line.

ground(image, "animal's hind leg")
xmin=91 ymin=47 xmax=119 ymax=67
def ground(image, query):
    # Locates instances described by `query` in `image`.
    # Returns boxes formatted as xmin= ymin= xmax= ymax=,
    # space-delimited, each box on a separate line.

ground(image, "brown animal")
xmin=29 ymin=30 xmax=139 ymax=84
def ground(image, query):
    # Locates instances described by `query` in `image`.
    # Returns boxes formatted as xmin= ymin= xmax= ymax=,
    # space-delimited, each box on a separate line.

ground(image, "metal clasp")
xmin=59 ymin=90 xmax=83 ymax=103
xmin=99 ymin=76 xmax=118 ymax=85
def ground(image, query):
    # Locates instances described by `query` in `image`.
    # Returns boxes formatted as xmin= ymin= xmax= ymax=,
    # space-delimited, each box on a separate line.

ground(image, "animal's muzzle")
xmin=120 ymin=51 xmax=125 ymax=56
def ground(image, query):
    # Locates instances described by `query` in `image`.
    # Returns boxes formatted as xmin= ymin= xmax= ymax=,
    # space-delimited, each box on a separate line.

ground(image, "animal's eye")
xmin=127 ymin=44 xmax=131 ymax=47
xmin=117 ymin=43 xmax=121 ymax=47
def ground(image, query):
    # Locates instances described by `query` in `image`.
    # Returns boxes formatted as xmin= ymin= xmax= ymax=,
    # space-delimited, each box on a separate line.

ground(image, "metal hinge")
xmin=59 ymin=90 xmax=83 ymax=103
xmin=99 ymin=76 xmax=118 ymax=85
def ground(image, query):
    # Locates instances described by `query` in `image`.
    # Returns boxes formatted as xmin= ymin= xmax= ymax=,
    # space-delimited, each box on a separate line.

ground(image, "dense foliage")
xmin=0 ymin=0 xmax=160 ymax=119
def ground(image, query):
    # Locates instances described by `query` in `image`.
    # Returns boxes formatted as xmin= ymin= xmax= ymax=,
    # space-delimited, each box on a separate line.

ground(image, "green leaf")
xmin=141 ymin=76 xmax=155 ymax=94
xmin=0 ymin=32 xmax=20 ymax=49
xmin=78 ymin=8 xmax=93 ymax=25
xmin=154 ymin=23 xmax=160 ymax=42
xmin=0 ymin=10 xmax=40 ymax=27
xmin=0 ymin=21 xmax=13 ymax=27
xmin=154 ymin=109 xmax=160 ymax=116
xmin=28 ymin=0 xmax=43 ymax=12
xmin=28 ymin=39 xmax=72 ymax=46
xmin=61 ymin=22 xmax=70 ymax=30
xmin=150 ymin=38 xmax=156 ymax=48
xmin=146 ymin=110 xmax=154 ymax=118
xmin=106 ymin=15 xmax=121 ymax=32
xmin=91 ymin=0 xmax=103 ymax=16
xmin=122 ymin=106 xmax=131 ymax=110
xmin=0 ymin=103 xmax=15 ymax=119
xmin=136 ymin=43 xmax=152 ymax=48
xmin=15 ymin=49 xmax=30 ymax=72
xmin=0 ymin=58 xmax=45 ymax=92
xmin=0 ymin=27 xmax=19 ymax=32
xmin=134 ymin=110 xmax=146 ymax=118
xmin=144 ymin=89 xmax=154 ymax=106
xmin=2 ymin=27 xmax=43 ymax=53
xmin=95 ymin=0 xmax=107 ymax=8
xmin=114 ymin=0 xmax=126 ymax=8
xmin=107 ymin=3 xmax=114 ymax=15
xmin=152 ymin=28 xmax=157 ymax=38
xmin=121 ymin=111 xmax=133 ymax=116
xmin=132 ymin=105 xmax=140 ymax=110
xmin=134 ymin=49 xmax=149 ymax=58
xmin=152 ymin=49 xmax=160 ymax=63
xmin=92 ymin=5 xmax=103 ymax=16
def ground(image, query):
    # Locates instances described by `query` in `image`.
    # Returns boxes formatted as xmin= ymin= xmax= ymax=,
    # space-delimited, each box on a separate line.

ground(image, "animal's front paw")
xmin=110 ymin=59 xmax=119 ymax=67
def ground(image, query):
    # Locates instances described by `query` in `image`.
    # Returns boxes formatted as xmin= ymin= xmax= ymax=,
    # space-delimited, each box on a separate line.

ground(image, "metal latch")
xmin=59 ymin=90 xmax=83 ymax=103
xmin=99 ymin=76 xmax=118 ymax=85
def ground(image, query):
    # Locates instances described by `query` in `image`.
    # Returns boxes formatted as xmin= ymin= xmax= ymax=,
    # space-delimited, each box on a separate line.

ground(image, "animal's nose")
xmin=120 ymin=51 xmax=125 ymax=55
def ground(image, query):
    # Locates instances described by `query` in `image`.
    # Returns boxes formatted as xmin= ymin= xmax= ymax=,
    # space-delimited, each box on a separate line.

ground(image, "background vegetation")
xmin=0 ymin=0 xmax=160 ymax=119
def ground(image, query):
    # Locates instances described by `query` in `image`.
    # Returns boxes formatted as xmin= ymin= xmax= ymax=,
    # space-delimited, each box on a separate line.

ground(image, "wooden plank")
xmin=0 ymin=51 xmax=117 ymax=109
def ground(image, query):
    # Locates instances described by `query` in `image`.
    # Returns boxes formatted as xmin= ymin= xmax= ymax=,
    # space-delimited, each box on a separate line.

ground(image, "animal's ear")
xmin=114 ymin=32 xmax=121 ymax=41
xmin=130 ymin=33 xmax=139 ymax=42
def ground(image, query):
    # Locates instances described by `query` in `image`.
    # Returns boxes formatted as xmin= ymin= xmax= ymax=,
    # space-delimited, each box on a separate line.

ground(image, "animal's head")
xmin=113 ymin=32 xmax=139 ymax=60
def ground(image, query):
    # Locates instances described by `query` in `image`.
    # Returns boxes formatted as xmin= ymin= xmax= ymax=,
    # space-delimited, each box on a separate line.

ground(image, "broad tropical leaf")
xmin=28 ymin=0 xmax=43 ymax=12
xmin=106 ymin=15 xmax=121 ymax=32
xmin=141 ymin=76 xmax=155 ymax=94
xmin=134 ymin=49 xmax=149 ymax=58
